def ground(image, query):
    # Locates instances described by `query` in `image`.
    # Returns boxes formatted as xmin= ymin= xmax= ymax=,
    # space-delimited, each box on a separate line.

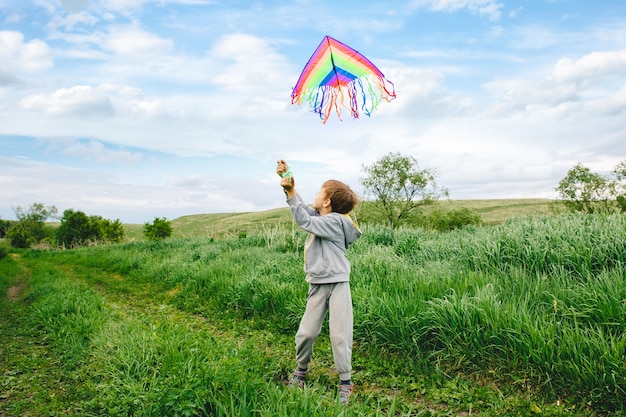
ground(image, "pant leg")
xmin=295 ymin=284 xmax=329 ymax=369
xmin=328 ymin=282 xmax=353 ymax=381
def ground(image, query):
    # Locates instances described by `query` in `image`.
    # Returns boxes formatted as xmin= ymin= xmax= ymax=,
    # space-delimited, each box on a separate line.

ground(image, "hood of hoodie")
xmin=339 ymin=213 xmax=361 ymax=248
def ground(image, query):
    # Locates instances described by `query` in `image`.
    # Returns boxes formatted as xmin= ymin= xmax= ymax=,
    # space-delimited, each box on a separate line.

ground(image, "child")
xmin=276 ymin=159 xmax=362 ymax=404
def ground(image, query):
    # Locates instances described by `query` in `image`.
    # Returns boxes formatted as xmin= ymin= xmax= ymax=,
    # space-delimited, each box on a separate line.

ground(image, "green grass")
xmin=2 ymin=208 xmax=624 ymax=416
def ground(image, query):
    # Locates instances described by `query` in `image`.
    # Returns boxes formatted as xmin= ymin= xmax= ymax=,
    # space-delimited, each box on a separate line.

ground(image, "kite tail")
xmin=292 ymin=75 xmax=396 ymax=123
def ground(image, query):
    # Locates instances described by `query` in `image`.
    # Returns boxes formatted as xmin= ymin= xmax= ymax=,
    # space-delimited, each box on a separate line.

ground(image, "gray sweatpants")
xmin=295 ymin=281 xmax=353 ymax=381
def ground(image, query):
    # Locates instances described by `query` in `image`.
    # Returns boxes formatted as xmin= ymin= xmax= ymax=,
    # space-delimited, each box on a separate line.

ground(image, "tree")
xmin=555 ymin=161 xmax=626 ymax=213
xmin=611 ymin=161 xmax=626 ymax=212
xmin=57 ymin=209 xmax=97 ymax=247
xmin=6 ymin=203 xmax=58 ymax=248
xmin=0 ymin=219 xmax=15 ymax=238
xmin=143 ymin=217 xmax=173 ymax=241
xmin=361 ymin=152 xmax=449 ymax=227
xmin=95 ymin=216 xmax=125 ymax=243
xmin=57 ymin=210 xmax=126 ymax=247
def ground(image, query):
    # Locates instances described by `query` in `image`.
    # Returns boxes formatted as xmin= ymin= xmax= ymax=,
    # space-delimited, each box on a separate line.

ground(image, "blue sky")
xmin=1 ymin=0 xmax=625 ymax=223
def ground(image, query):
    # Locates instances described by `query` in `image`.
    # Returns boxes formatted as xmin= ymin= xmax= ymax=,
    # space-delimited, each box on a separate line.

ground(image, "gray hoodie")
xmin=287 ymin=193 xmax=361 ymax=284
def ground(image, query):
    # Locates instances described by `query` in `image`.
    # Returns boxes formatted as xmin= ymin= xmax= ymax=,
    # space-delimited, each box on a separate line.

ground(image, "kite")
xmin=291 ymin=36 xmax=396 ymax=123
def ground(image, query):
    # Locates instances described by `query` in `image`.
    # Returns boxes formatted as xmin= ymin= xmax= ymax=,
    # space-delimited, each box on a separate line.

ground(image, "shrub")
xmin=0 ymin=219 xmax=15 ymax=238
xmin=91 ymin=216 xmax=125 ymax=243
xmin=428 ymin=207 xmax=482 ymax=231
xmin=57 ymin=209 xmax=97 ymax=247
xmin=6 ymin=203 xmax=57 ymax=248
xmin=56 ymin=210 xmax=126 ymax=247
xmin=143 ymin=217 xmax=173 ymax=241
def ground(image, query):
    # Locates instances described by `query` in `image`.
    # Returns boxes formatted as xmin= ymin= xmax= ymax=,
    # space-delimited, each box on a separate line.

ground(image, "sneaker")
xmin=339 ymin=383 xmax=353 ymax=404
xmin=287 ymin=368 xmax=307 ymax=388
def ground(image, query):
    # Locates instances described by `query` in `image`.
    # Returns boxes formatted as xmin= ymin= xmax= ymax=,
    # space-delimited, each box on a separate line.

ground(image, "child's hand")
xmin=276 ymin=159 xmax=289 ymax=176
xmin=277 ymin=159 xmax=295 ymax=196
xmin=281 ymin=175 xmax=295 ymax=191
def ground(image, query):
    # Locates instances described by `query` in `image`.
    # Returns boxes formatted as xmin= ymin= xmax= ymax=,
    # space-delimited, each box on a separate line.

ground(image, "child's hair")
xmin=322 ymin=180 xmax=360 ymax=214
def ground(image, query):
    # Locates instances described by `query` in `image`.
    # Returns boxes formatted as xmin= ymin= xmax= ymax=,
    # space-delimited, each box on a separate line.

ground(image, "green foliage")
xmin=556 ymin=160 xmax=626 ymax=213
xmin=357 ymin=201 xmax=482 ymax=231
xmin=361 ymin=152 xmax=449 ymax=227
xmin=0 ymin=219 xmax=15 ymax=238
xmin=556 ymin=163 xmax=609 ymax=212
xmin=56 ymin=209 xmax=97 ymax=247
xmin=95 ymin=216 xmax=125 ymax=243
xmin=56 ymin=209 xmax=126 ymax=247
xmin=6 ymin=223 xmax=34 ymax=249
xmin=143 ymin=217 xmax=173 ymax=241
xmin=426 ymin=207 xmax=482 ymax=231
xmin=6 ymin=203 xmax=57 ymax=248
xmin=613 ymin=161 xmax=626 ymax=211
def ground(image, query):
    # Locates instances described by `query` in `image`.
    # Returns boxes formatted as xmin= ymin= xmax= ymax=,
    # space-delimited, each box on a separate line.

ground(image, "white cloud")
xmin=386 ymin=65 xmax=473 ymax=118
xmin=508 ymin=6 xmax=522 ymax=18
xmin=99 ymin=0 xmax=147 ymax=12
xmin=552 ymin=49 xmax=626 ymax=83
xmin=20 ymin=85 xmax=114 ymax=118
xmin=61 ymin=140 xmax=143 ymax=164
xmin=584 ymin=85 xmax=626 ymax=117
xmin=49 ymin=10 xmax=99 ymax=31
xmin=410 ymin=0 xmax=502 ymax=21
xmin=59 ymin=0 xmax=90 ymax=13
xmin=480 ymin=48 xmax=626 ymax=120
xmin=0 ymin=70 xmax=19 ymax=86
xmin=508 ymin=25 xmax=564 ymax=50
xmin=0 ymin=31 xmax=53 ymax=75
xmin=103 ymin=26 xmax=173 ymax=58
xmin=16 ymin=82 xmax=180 ymax=121
xmin=170 ymin=174 xmax=209 ymax=188
xmin=209 ymin=33 xmax=293 ymax=94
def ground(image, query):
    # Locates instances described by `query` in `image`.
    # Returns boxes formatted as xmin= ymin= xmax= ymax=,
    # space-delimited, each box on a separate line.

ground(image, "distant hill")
xmin=124 ymin=199 xmax=555 ymax=241
xmin=430 ymin=199 xmax=555 ymax=224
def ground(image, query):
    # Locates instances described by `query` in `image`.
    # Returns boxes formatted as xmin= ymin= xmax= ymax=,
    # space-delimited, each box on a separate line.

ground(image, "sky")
xmin=1 ymin=0 xmax=625 ymax=224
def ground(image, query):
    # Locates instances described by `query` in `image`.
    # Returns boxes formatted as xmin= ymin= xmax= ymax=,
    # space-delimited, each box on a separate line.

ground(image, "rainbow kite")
xmin=291 ymin=36 xmax=396 ymax=123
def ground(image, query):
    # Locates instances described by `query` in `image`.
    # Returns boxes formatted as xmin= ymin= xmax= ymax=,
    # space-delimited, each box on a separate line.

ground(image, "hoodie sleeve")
xmin=287 ymin=194 xmax=344 ymax=241
xmin=293 ymin=192 xmax=318 ymax=217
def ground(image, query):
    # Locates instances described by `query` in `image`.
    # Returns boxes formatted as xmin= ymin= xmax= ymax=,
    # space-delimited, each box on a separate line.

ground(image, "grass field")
xmin=1 ymin=200 xmax=624 ymax=416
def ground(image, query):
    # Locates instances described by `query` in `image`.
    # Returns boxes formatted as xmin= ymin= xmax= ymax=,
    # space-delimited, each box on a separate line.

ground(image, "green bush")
xmin=428 ymin=207 xmax=482 ymax=231
xmin=143 ymin=217 xmax=173 ymax=241
xmin=0 ymin=219 xmax=15 ymax=238
xmin=7 ymin=222 xmax=55 ymax=248
xmin=6 ymin=203 xmax=57 ymax=248
xmin=57 ymin=209 xmax=126 ymax=247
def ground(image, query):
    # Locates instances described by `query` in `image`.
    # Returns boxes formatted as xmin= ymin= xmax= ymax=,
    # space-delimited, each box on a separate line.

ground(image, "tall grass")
xmin=351 ymin=214 xmax=626 ymax=411
xmin=8 ymin=254 xmax=408 ymax=416
xmin=26 ymin=267 xmax=109 ymax=364
xmin=6 ymin=212 xmax=625 ymax=415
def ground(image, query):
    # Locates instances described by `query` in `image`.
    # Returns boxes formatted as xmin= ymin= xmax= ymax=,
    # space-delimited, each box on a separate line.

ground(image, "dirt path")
xmin=6 ymin=253 xmax=26 ymax=302
xmin=7 ymin=284 xmax=23 ymax=301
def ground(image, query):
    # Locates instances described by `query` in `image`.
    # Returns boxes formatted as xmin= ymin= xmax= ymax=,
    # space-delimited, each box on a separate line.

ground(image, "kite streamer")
xmin=291 ymin=36 xmax=396 ymax=123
